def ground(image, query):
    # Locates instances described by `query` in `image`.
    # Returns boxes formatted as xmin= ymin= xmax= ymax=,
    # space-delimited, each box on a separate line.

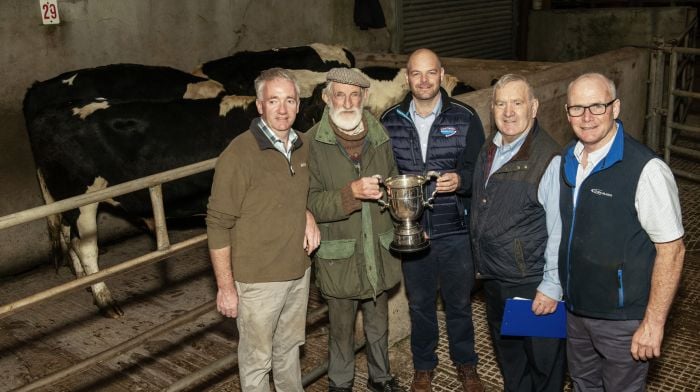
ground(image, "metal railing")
xmin=665 ymin=45 xmax=700 ymax=182
xmin=646 ymin=15 xmax=697 ymax=151
xmin=0 ymin=157 xmax=337 ymax=391
xmin=0 ymin=158 xmax=217 ymax=318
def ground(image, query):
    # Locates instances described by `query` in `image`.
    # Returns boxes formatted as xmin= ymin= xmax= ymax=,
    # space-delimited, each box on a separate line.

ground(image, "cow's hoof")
xmin=100 ymin=303 xmax=124 ymax=319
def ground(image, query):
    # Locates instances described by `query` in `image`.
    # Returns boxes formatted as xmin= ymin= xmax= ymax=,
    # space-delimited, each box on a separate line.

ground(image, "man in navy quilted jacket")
xmin=381 ymin=48 xmax=485 ymax=392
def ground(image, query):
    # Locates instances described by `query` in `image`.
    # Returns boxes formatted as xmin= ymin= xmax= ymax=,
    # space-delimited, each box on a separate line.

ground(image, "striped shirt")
xmin=259 ymin=118 xmax=299 ymax=161
xmin=409 ymin=97 xmax=442 ymax=162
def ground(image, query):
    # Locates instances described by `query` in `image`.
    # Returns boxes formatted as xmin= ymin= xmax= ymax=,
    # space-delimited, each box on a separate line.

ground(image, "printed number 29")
xmin=42 ymin=3 xmax=57 ymax=20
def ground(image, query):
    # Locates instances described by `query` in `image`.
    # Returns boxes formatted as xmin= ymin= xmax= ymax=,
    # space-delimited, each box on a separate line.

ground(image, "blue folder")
xmin=500 ymin=298 xmax=567 ymax=339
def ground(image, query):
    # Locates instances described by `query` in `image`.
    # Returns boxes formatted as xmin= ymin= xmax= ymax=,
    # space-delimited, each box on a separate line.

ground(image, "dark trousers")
xmin=483 ymin=279 xmax=566 ymax=392
xmin=402 ymin=234 xmax=478 ymax=370
xmin=326 ymin=292 xmax=391 ymax=388
xmin=567 ymin=312 xmax=648 ymax=392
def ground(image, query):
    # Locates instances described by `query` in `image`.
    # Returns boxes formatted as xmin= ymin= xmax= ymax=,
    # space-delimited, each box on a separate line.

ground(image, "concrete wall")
xmin=0 ymin=0 xmax=394 ymax=276
xmin=358 ymin=47 xmax=649 ymax=146
xmin=457 ymin=47 xmax=650 ymax=146
xmin=527 ymin=7 xmax=696 ymax=62
xmin=356 ymin=52 xmax=557 ymax=90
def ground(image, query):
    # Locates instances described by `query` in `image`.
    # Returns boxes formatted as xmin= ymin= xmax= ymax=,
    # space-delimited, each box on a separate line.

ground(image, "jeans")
xmin=402 ymin=234 xmax=478 ymax=370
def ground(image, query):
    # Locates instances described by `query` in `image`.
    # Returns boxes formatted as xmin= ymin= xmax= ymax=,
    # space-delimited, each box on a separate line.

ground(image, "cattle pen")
xmin=0 ymin=158 xmax=345 ymax=391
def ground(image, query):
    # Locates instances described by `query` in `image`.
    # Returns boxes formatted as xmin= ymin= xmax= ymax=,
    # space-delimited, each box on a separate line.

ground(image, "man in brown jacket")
xmin=206 ymin=68 xmax=320 ymax=392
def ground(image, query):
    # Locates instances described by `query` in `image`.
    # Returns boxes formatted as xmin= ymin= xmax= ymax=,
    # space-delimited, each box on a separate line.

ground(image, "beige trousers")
xmin=235 ymin=267 xmax=310 ymax=392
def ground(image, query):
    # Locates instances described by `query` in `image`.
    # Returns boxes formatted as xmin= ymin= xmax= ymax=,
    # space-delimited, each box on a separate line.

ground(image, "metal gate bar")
xmin=646 ymin=15 xmax=696 ymax=152
xmin=149 ymin=184 xmax=171 ymax=250
xmin=665 ymin=46 xmax=700 ymax=182
xmin=164 ymin=305 xmax=332 ymax=392
xmin=0 ymin=158 xmax=219 ymax=317
xmin=0 ymin=234 xmax=207 ymax=319
xmin=0 ymin=158 xmax=215 ymax=231
xmin=11 ymin=301 xmax=216 ymax=392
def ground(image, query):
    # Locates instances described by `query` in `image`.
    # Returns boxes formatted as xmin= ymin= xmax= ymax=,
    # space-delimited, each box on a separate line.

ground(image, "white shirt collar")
xmin=573 ymin=123 xmax=618 ymax=169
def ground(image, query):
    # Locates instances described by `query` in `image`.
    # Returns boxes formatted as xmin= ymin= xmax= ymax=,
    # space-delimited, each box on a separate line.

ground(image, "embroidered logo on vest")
xmin=591 ymin=188 xmax=613 ymax=198
xmin=440 ymin=127 xmax=457 ymax=137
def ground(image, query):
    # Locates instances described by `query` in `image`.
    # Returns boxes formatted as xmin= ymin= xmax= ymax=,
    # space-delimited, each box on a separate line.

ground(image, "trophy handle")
xmin=423 ymin=171 xmax=441 ymax=208
xmin=375 ymin=175 xmax=390 ymax=211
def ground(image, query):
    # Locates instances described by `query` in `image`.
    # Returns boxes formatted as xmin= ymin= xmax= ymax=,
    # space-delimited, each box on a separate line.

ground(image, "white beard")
xmin=329 ymin=106 xmax=363 ymax=132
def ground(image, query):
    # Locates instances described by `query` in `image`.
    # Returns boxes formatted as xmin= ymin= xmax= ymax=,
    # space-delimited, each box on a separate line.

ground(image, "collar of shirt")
xmin=487 ymin=129 xmax=530 ymax=180
xmin=259 ymin=118 xmax=298 ymax=158
xmin=492 ymin=129 xmax=529 ymax=151
xmin=409 ymin=97 xmax=442 ymax=162
xmin=572 ymin=123 xmax=618 ymax=205
xmin=409 ymin=96 xmax=442 ymax=122
xmin=573 ymin=122 xmax=618 ymax=172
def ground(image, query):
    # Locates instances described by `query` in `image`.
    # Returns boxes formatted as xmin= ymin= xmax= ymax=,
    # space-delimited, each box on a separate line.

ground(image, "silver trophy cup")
xmin=378 ymin=171 xmax=440 ymax=252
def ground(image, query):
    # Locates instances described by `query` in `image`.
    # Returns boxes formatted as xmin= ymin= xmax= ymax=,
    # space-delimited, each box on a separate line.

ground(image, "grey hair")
xmin=321 ymin=81 xmax=367 ymax=107
xmin=567 ymin=72 xmax=617 ymax=100
xmin=492 ymin=73 xmax=536 ymax=102
xmin=254 ymin=67 xmax=301 ymax=100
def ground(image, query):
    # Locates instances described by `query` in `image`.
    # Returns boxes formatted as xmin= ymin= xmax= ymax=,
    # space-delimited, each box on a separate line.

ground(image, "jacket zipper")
xmin=278 ymin=147 xmax=295 ymax=176
xmin=565 ymin=203 xmax=576 ymax=311
xmin=617 ymin=264 xmax=624 ymax=308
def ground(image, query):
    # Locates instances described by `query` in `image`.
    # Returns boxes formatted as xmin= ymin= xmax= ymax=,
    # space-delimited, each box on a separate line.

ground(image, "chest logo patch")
xmin=440 ymin=127 xmax=457 ymax=137
xmin=591 ymin=188 xmax=613 ymax=198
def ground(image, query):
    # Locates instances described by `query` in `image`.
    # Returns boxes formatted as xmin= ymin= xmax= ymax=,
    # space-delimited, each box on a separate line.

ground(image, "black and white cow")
xmin=195 ymin=42 xmax=355 ymax=96
xmin=26 ymin=93 xmax=256 ymax=318
xmin=273 ymin=64 xmax=466 ymax=128
xmin=23 ymin=64 xmax=225 ymax=120
xmin=358 ymin=66 xmax=476 ymax=115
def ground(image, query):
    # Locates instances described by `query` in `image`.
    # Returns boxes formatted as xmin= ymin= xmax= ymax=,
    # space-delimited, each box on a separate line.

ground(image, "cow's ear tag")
xmin=39 ymin=0 xmax=61 ymax=25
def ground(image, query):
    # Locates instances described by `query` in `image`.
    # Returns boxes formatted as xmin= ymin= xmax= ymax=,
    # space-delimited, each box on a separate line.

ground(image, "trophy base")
xmin=390 ymin=229 xmax=430 ymax=253
xmin=390 ymin=240 xmax=430 ymax=253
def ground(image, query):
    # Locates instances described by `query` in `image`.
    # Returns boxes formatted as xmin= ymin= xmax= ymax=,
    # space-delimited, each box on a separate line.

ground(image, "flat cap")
xmin=326 ymin=67 xmax=370 ymax=88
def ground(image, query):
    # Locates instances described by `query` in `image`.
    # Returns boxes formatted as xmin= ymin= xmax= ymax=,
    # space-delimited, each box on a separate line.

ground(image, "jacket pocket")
xmin=377 ymin=229 xmax=402 ymax=289
xmin=314 ymin=239 xmax=360 ymax=298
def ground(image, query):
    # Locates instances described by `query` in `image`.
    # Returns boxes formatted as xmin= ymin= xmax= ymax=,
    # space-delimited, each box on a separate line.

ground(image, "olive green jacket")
xmin=307 ymin=108 xmax=401 ymax=300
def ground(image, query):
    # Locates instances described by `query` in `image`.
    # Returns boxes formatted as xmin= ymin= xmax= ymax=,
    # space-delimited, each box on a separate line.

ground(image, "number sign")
xmin=39 ymin=0 xmax=60 ymax=25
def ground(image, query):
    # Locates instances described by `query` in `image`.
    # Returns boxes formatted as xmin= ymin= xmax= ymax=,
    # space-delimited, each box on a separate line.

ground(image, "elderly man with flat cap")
xmin=307 ymin=68 xmax=405 ymax=392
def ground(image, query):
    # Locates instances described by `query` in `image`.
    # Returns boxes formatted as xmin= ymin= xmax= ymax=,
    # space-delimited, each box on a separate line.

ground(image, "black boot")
xmin=329 ymin=386 xmax=352 ymax=392
xmin=368 ymin=376 xmax=406 ymax=392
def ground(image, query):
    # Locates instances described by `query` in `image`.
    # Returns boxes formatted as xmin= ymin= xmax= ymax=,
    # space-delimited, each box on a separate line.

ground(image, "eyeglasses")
xmin=565 ymin=99 xmax=617 ymax=117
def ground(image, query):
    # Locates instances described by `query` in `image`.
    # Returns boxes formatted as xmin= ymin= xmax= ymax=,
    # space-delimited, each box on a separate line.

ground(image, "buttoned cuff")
xmin=537 ymin=280 xmax=563 ymax=301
